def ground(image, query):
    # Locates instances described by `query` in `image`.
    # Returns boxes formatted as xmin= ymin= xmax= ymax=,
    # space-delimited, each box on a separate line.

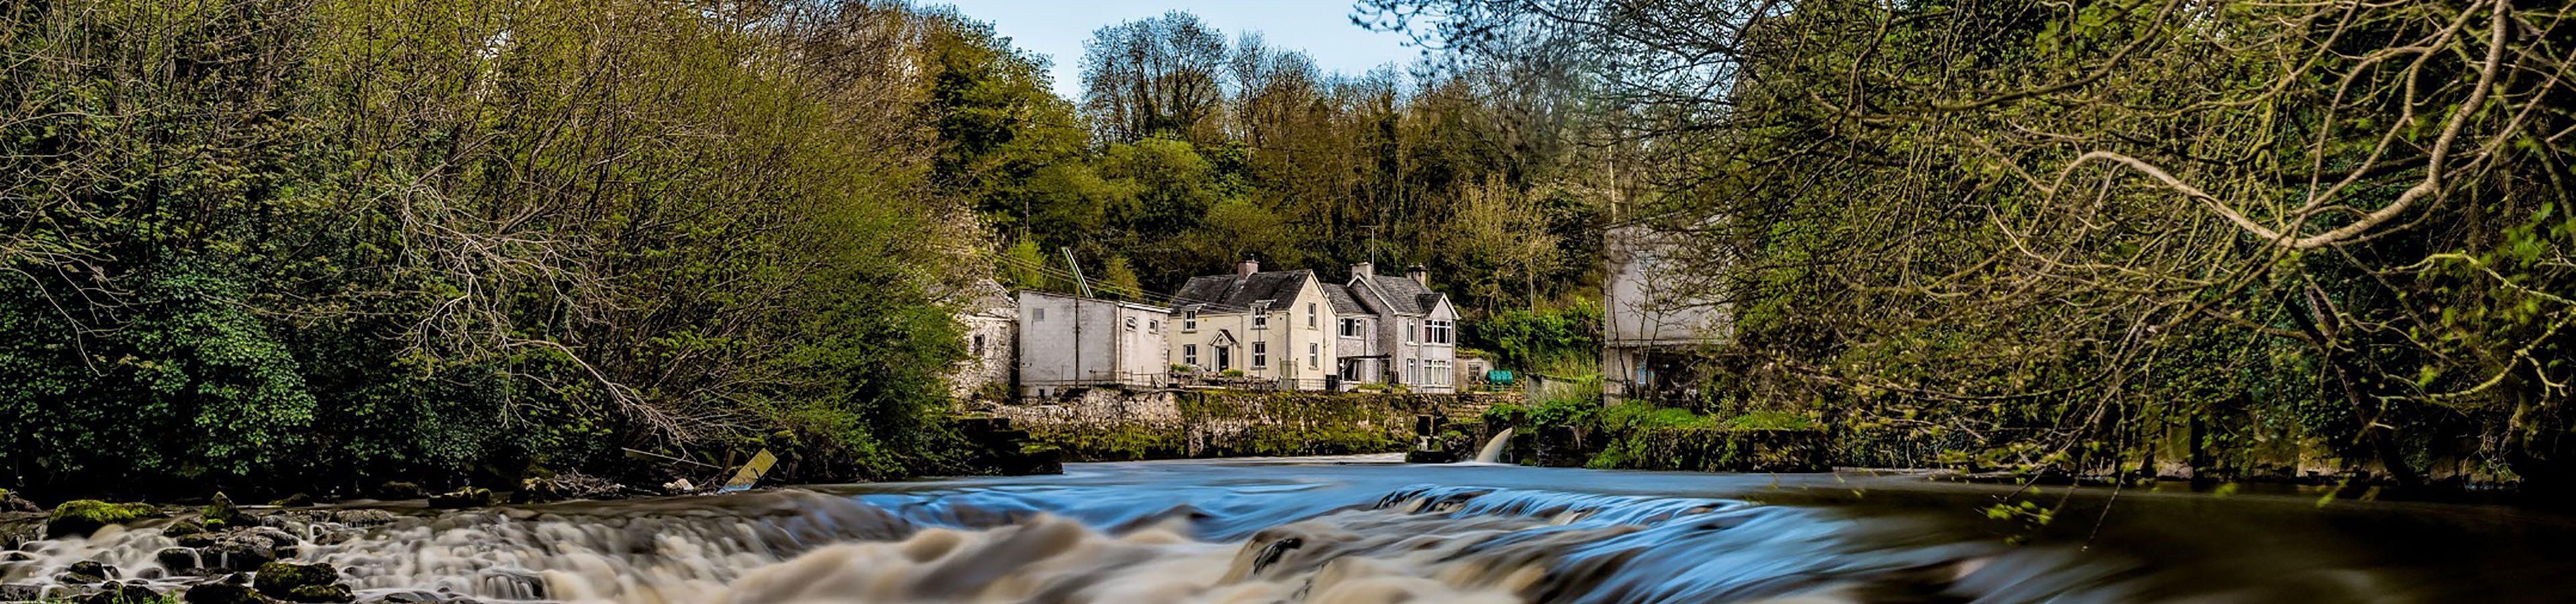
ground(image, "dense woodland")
xmin=0 ymin=0 xmax=1609 ymax=499
xmin=1368 ymin=0 xmax=2575 ymax=490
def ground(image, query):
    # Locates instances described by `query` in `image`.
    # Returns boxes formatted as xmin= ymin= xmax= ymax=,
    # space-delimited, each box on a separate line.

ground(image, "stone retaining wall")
xmin=980 ymin=388 xmax=1519 ymax=460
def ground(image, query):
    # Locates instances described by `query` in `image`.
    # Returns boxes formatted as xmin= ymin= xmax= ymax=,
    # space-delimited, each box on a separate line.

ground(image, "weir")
xmin=2 ymin=457 xmax=2565 ymax=603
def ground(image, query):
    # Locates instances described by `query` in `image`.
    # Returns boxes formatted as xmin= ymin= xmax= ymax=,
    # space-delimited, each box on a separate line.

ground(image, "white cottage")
xmin=1168 ymin=260 xmax=1341 ymax=391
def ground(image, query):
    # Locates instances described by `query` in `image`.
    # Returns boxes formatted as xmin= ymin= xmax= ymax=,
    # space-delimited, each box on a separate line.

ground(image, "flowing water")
xmin=7 ymin=455 xmax=2574 ymax=603
xmin=1474 ymin=430 xmax=1515 ymax=464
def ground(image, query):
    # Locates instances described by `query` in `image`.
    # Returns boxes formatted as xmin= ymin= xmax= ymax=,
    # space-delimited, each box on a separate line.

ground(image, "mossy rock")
xmin=255 ymin=561 xmax=346 ymax=603
xmin=282 ymin=584 xmax=352 ymax=603
xmin=203 ymin=493 xmax=250 ymax=527
xmin=46 ymin=500 xmax=162 ymax=538
xmin=164 ymin=519 xmax=209 ymax=538
xmin=76 ymin=583 xmax=162 ymax=604
xmin=58 ymin=559 xmax=119 ymax=583
xmin=184 ymin=583 xmax=272 ymax=604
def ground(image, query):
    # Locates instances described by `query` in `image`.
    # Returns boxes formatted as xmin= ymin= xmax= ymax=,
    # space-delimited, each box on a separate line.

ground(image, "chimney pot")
xmin=1406 ymin=264 xmax=1428 ymax=285
xmin=1238 ymin=258 xmax=1260 ymax=276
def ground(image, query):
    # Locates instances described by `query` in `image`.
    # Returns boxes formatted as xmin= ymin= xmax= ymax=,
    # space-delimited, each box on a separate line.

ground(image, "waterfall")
xmin=1473 ymin=428 xmax=1514 ymax=464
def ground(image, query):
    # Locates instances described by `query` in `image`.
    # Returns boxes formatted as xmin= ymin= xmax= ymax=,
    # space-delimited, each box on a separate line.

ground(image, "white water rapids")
xmin=6 ymin=456 xmax=2571 ymax=603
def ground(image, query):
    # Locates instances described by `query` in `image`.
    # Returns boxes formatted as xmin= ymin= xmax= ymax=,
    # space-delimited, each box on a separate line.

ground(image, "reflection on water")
xmin=7 ymin=456 xmax=2573 ymax=603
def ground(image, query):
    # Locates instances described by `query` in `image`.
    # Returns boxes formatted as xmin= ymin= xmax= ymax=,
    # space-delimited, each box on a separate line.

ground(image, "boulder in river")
xmin=164 ymin=519 xmax=210 ymax=538
xmin=203 ymin=493 xmax=250 ymax=528
xmin=45 ymin=500 xmax=162 ymax=538
xmin=255 ymin=561 xmax=353 ymax=603
xmin=56 ymin=559 xmax=118 ymax=583
xmin=158 ymin=547 xmax=204 ymax=574
xmin=198 ymin=536 xmax=277 ymax=572
xmin=184 ymin=583 xmax=272 ymax=604
xmin=426 ymin=487 xmax=492 ymax=509
xmin=75 ymin=582 xmax=161 ymax=604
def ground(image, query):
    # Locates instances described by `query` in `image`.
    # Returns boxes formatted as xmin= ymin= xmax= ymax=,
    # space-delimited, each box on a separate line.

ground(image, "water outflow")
xmin=1475 ymin=428 xmax=1514 ymax=464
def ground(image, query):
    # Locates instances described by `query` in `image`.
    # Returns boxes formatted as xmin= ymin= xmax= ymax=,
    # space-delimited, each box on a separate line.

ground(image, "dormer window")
xmin=1251 ymin=302 xmax=1269 ymax=329
xmin=1183 ymin=308 xmax=1198 ymax=332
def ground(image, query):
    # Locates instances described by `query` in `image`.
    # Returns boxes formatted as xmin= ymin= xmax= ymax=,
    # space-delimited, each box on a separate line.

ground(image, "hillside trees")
xmin=979 ymin=10 xmax=1617 ymax=323
xmin=1 ymin=0 xmax=988 ymax=496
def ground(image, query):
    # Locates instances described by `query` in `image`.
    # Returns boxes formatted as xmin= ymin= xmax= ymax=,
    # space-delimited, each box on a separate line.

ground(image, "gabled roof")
xmin=1323 ymin=284 xmax=1373 ymax=316
xmin=1170 ymin=269 xmax=1316 ymax=313
xmin=1350 ymin=273 xmax=1446 ymax=316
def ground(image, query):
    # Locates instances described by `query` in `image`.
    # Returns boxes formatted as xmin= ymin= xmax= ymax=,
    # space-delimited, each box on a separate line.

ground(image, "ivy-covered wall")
xmin=991 ymin=389 xmax=1513 ymax=460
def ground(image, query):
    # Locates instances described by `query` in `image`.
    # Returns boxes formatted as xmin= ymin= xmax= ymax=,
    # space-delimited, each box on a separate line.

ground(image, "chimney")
xmin=1406 ymin=264 xmax=1428 ymax=286
xmin=1237 ymin=258 xmax=1260 ymax=276
xmin=1350 ymin=262 xmax=1373 ymax=279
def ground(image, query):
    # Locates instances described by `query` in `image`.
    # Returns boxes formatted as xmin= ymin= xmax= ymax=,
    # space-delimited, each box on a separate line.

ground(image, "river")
xmin=9 ymin=455 xmax=2574 ymax=603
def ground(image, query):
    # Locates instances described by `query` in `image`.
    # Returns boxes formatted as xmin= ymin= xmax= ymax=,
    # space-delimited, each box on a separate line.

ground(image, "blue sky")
xmin=930 ymin=1 xmax=1428 ymax=99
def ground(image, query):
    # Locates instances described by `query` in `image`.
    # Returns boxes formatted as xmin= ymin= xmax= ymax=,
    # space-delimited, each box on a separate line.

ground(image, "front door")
xmin=1216 ymin=346 xmax=1232 ymax=370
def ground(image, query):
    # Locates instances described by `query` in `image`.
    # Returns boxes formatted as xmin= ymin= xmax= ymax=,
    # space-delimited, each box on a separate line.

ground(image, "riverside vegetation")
xmin=1362 ymin=0 xmax=2576 ymax=493
xmin=0 ymin=0 xmax=1615 ymax=505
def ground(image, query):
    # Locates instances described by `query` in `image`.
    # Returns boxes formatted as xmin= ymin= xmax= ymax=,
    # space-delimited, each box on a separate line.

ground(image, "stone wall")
xmin=985 ymin=387 xmax=1519 ymax=460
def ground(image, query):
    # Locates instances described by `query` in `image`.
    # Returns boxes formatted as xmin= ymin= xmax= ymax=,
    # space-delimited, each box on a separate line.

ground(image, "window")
xmin=1184 ymin=344 xmax=1198 ymax=366
xmin=972 ymin=334 xmax=985 ymax=356
xmin=1252 ymin=342 xmax=1268 ymax=368
xmin=1403 ymin=319 xmax=1417 ymax=344
xmin=1148 ymin=320 xmax=1160 ymax=334
xmin=1252 ymin=303 xmax=1269 ymax=329
xmin=1307 ymin=343 xmax=1319 ymax=369
xmin=1033 ymin=308 xmax=1045 ymax=321
xmin=1125 ymin=316 xmax=1138 ymax=331
xmin=1427 ymin=320 xmax=1452 ymax=344
xmin=1340 ymin=361 xmax=1357 ymax=381
xmin=1307 ymin=303 xmax=1318 ymax=328
xmin=1339 ymin=319 xmax=1360 ymax=338
xmin=1405 ymin=358 xmax=1419 ymax=384
xmin=1183 ymin=309 xmax=1198 ymax=332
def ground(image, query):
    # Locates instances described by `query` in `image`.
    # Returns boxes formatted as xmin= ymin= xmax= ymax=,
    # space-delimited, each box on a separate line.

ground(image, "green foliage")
xmin=1470 ymin=301 xmax=1602 ymax=372
xmin=0 ymin=0 xmax=985 ymax=497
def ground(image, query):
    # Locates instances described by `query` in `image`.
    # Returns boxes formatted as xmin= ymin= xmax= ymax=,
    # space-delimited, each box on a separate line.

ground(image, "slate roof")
xmin=1351 ymin=273 xmax=1446 ymax=316
xmin=1170 ymin=269 xmax=1316 ymax=313
xmin=1323 ymin=284 xmax=1372 ymax=316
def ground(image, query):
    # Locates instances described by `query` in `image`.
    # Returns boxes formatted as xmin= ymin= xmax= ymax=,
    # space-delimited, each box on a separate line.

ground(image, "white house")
xmin=1016 ymin=290 xmax=1171 ymax=398
xmin=1168 ymin=260 xmax=1340 ymax=391
xmin=1344 ymin=262 xmax=1460 ymax=393
xmin=1602 ymin=223 xmax=1731 ymax=403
